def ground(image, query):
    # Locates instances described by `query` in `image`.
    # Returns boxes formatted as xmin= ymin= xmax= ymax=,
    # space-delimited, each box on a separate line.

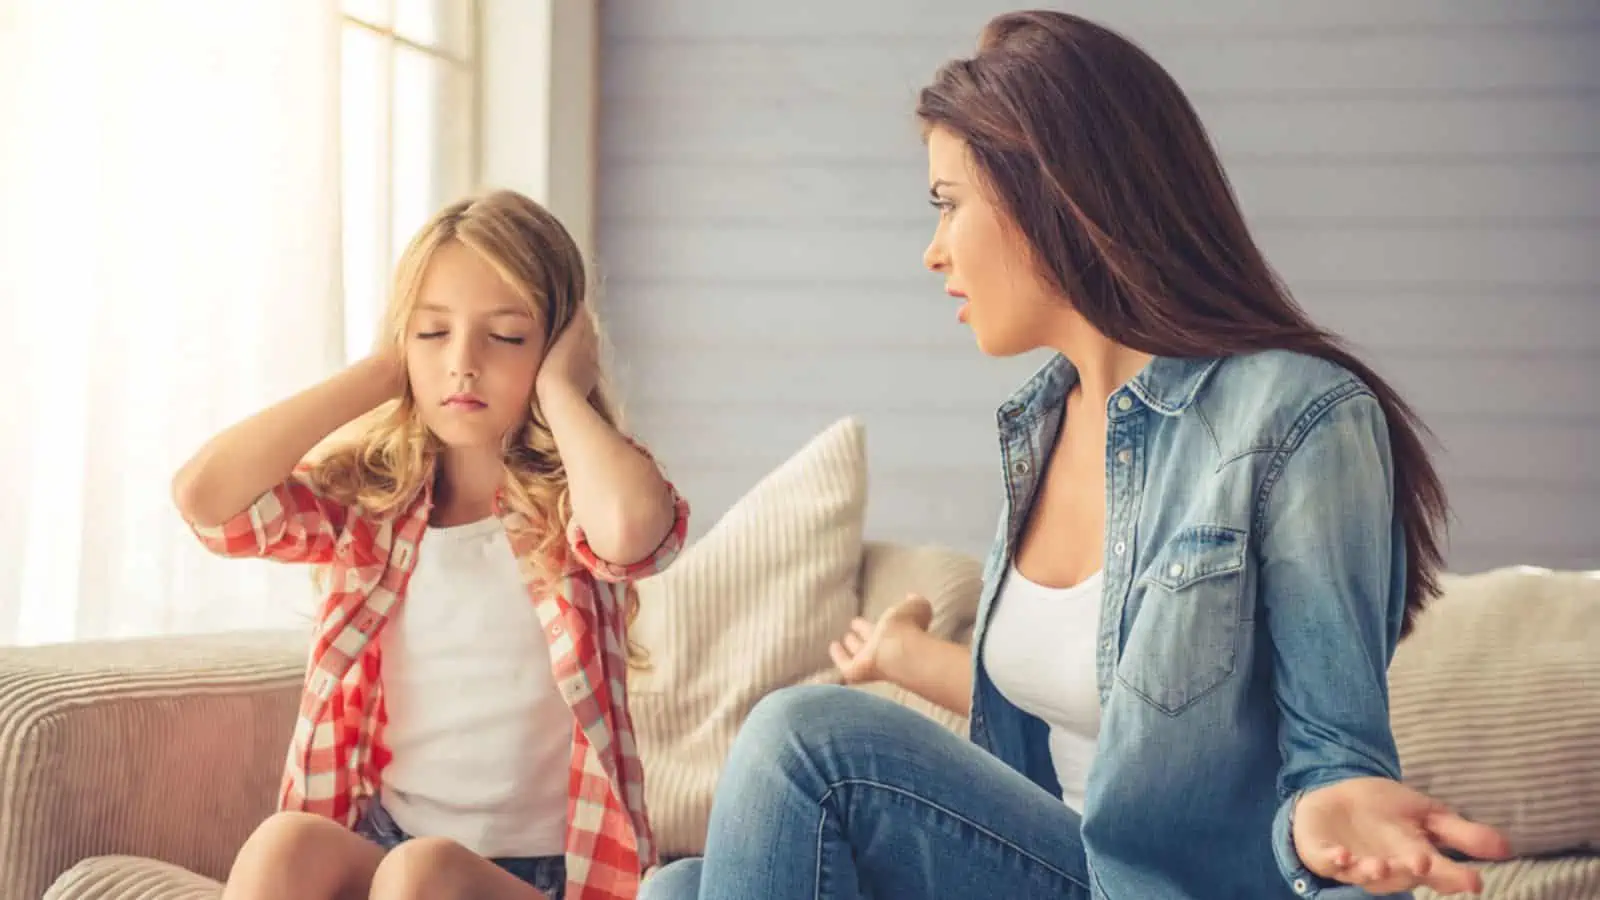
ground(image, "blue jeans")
xmin=640 ymin=685 xmax=1092 ymax=900
xmin=355 ymin=798 xmax=566 ymax=899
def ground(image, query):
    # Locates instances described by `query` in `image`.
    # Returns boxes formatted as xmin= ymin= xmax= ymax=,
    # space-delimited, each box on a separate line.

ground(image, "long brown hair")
xmin=918 ymin=10 xmax=1447 ymax=634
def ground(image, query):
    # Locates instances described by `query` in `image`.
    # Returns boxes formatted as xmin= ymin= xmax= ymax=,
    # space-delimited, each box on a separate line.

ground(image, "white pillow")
xmin=1390 ymin=566 xmax=1600 ymax=857
xmin=628 ymin=417 xmax=868 ymax=857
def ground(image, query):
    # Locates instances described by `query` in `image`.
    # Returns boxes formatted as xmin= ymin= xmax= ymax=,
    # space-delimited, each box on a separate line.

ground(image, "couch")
xmin=5 ymin=419 xmax=1597 ymax=899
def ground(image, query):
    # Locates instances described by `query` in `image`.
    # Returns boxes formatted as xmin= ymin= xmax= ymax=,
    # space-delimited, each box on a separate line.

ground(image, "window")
xmin=340 ymin=0 xmax=481 ymax=362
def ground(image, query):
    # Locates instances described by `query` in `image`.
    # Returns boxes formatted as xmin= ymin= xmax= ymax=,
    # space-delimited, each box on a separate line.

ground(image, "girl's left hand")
xmin=537 ymin=305 xmax=601 ymax=400
xmin=1293 ymin=776 xmax=1511 ymax=896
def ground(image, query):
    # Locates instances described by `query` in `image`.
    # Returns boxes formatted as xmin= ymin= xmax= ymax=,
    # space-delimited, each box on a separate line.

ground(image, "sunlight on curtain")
xmin=0 ymin=1 xmax=344 ymax=644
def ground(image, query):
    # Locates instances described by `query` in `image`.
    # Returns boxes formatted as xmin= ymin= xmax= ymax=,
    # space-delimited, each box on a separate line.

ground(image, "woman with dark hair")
xmin=642 ymin=10 xmax=1510 ymax=899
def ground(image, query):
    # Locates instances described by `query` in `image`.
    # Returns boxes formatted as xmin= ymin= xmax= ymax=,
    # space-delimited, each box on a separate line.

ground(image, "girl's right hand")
xmin=173 ymin=344 xmax=411 ymax=527
xmin=829 ymin=593 xmax=935 ymax=685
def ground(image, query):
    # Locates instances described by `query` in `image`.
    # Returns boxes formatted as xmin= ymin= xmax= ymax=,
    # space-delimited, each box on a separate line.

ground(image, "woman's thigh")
xmin=686 ymin=684 xmax=1091 ymax=900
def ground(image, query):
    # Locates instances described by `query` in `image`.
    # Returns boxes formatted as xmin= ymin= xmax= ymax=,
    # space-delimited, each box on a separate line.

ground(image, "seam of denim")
xmin=814 ymin=805 xmax=828 ymax=900
xmin=817 ymin=777 xmax=1090 ymax=892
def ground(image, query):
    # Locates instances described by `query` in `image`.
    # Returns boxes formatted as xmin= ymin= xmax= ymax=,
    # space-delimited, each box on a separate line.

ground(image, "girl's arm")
xmin=538 ymin=380 xmax=679 ymax=568
xmin=172 ymin=353 xmax=402 ymax=527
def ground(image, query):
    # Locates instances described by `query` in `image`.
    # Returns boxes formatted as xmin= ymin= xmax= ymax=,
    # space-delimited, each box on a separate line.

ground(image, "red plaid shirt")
xmin=190 ymin=455 xmax=688 ymax=900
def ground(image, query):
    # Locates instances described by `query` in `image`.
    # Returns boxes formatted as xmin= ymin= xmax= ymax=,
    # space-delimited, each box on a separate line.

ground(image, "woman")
xmin=642 ymin=10 xmax=1510 ymax=900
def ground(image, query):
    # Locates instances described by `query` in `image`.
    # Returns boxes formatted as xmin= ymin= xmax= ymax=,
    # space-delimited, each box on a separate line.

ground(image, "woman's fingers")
xmin=1425 ymin=810 xmax=1512 ymax=862
xmin=827 ymin=641 xmax=852 ymax=675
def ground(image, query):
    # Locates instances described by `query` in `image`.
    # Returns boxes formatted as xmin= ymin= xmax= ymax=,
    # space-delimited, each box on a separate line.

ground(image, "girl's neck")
xmin=431 ymin=445 xmax=504 ymax=526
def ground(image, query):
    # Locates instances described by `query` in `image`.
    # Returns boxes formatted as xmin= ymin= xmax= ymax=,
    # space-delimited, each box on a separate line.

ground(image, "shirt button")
xmin=1116 ymin=448 xmax=1132 ymax=465
xmin=1113 ymin=541 xmax=1127 ymax=556
xmin=1115 ymin=395 xmax=1133 ymax=412
xmin=1293 ymin=879 xmax=1308 ymax=894
xmin=1169 ymin=563 xmax=1185 ymax=578
xmin=1013 ymin=459 xmax=1031 ymax=476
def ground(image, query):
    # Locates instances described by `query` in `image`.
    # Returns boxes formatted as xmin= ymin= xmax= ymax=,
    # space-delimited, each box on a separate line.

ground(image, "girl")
xmin=174 ymin=189 xmax=688 ymax=900
xmin=643 ymin=11 xmax=1510 ymax=900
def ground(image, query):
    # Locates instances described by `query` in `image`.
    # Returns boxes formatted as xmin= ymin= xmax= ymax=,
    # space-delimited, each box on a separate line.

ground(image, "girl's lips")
xmin=443 ymin=394 xmax=486 ymax=409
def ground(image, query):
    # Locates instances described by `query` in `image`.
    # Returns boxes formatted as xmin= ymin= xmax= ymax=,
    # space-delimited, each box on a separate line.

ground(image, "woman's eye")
xmin=415 ymin=330 xmax=446 ymax=339
xmin=492 ymin=335 xmax=526 ymax=345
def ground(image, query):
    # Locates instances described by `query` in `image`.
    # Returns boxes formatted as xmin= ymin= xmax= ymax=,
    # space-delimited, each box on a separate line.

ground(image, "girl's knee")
xmin=234 ymin=811 xmax=343 ymax=865
xmin=640 ymin=857 xmax=703 ymax=900
xmin=368 ymin=836 xmax=475 ymax=900
xmin=226 ymin=811 xmax=375 ymax=900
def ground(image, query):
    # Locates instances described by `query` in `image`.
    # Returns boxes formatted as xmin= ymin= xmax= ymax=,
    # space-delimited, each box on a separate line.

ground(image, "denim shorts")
xmin=355 ymin=799 xmax=566 ymax=899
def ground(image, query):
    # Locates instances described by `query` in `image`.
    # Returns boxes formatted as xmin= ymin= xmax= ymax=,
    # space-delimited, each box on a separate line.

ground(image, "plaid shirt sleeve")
xmin=567 ymin=440 xmax=689 ymax=583
xmin=187 ymin=463 xmax=351 ymax=563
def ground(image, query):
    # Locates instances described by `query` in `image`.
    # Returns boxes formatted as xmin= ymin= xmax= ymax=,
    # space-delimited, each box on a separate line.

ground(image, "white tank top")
xmin=983 ymin=565 xmax=1104 ymax=813
xmin=378 ymin=515 xmax=571 ymax=857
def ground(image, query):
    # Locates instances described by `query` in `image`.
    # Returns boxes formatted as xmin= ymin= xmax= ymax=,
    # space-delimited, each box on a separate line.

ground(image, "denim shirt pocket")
xmin=1116 ymin=524 xmax=1249 ymax=715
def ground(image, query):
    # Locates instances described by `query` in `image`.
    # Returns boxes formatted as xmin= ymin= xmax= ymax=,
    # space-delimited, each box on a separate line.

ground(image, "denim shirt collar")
xmin=998 ymin=353 xmax=1224 ymax=425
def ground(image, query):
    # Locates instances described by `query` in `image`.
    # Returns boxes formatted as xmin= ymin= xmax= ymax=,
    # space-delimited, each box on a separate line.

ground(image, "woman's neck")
xmin=1048 ymin=315 xmax=1153 ymax=406
xmin=431 ymin=445 xmax=504 ymax=526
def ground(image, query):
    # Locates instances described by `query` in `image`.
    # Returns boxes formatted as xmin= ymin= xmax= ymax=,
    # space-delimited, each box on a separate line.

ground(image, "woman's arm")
xmin=1258 ymin=386 xmax=1506 ymax=896
xmin=172 ymin=353 xmax=401 ymax=527
xmin=831 ymin=595 xmax=974 ymax=716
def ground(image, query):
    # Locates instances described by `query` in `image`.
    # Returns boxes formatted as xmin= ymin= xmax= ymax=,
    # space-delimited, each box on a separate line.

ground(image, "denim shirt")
xmin=969 ymin=351 xmax=1411 ymax=900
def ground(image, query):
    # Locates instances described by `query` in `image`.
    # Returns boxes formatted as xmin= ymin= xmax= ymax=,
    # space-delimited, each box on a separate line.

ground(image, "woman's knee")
xmin=741 ymin=684 xmax=863 ymax=747
xmin=727 ymin=684 xmax=905 ymax=790
xmin=367 ymin=836 xmax=477 ymax=900
xmin=639 ymin=857 xmax=703 ymax=900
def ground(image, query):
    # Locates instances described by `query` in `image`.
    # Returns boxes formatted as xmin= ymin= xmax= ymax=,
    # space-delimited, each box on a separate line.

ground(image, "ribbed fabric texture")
xmin=42 ymin=856 xmax=227 ymax=900
xmin=627 ymin=417 xmax=869 ymax=857
xmin=1415 ymin=855 xmax=1600 ymax=900
xmin=0 ymin=630 xmax=305 ymax=900
xmin=1390 ymin=566 xmax=1600 ymax=858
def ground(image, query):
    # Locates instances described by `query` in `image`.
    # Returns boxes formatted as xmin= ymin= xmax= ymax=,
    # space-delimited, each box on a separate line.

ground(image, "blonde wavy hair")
xmin=307 ymin=190 xmax=642 ymax=652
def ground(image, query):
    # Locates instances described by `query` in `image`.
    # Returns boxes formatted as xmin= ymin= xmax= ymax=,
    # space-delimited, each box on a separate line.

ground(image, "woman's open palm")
xmin=1294 ymin=776 xmax=1511 ymax=895
xmin=828 ymin=594 xmax=933 ymax=684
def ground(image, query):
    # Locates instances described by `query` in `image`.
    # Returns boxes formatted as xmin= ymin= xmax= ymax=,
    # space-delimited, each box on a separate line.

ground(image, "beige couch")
xmin=3 ymin=542 xmax=1598 ymax=900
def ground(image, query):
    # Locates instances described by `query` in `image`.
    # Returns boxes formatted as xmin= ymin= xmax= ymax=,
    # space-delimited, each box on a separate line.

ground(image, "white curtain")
xmin=0 ymin=1 xmax=344 ymax=644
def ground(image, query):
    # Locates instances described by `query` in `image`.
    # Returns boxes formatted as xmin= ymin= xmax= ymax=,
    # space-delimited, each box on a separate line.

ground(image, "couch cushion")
xmin=629 ymin=417 xmax=868 ymax=857
xmin=1416 ymin=854 xmax=1600 ymax=900
xmin=45 ymin=856 xmax=222 ymax=900
xmin=1390 ymin=566 xmax=1600 ymax=857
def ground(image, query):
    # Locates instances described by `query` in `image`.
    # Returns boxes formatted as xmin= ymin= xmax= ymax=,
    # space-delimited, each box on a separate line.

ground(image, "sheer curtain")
xmin=0 ymin=1 xmax=345 ymax=644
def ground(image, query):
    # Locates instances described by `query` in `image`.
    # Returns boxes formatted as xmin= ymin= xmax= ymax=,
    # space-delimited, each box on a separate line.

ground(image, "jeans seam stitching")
xmin=814 ymin=802 xmax=828 ymax=900
xmin=818 ymin=778 xmax=1090 ymax=892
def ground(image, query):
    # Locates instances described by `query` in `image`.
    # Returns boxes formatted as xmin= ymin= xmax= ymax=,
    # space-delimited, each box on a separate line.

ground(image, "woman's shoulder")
xmin=1192 ymin=350 xmax=1378 ymax=454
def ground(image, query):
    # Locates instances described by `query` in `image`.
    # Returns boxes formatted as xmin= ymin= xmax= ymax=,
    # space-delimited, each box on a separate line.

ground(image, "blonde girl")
xmin=173 ymin=189 xmax=687 ymax=900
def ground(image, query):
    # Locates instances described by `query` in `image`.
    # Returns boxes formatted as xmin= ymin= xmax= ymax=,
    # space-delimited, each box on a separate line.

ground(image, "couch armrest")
xmin=0 ymin=630 xmax=305 ymax=900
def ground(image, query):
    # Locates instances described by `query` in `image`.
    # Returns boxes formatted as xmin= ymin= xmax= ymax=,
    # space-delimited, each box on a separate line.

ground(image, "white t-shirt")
xmin=378 ymin=515 xmax=571 ymax=858
xmin=983 ymin=566 xmax=1104 ymax=813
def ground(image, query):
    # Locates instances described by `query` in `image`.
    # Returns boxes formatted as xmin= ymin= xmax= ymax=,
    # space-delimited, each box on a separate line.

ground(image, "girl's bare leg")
xmin=367 ymin=836 xmax=549 ymax=900
xmin=221 ymin=811 xmax=385 ymax=900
